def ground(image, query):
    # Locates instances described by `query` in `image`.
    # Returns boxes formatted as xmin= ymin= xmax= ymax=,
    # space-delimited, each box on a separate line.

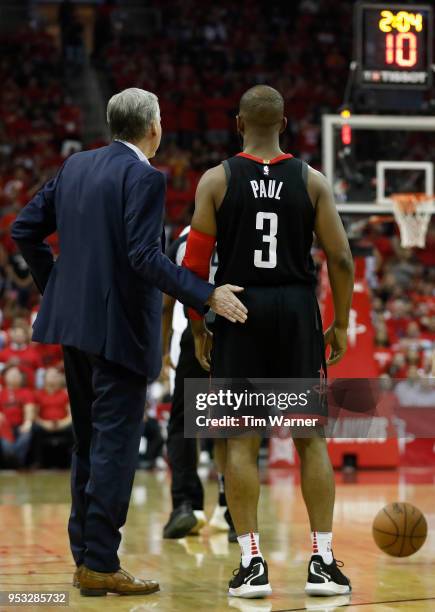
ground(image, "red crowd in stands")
xmin=0 ymin=318 xmax=72 ymax=468
xmin=0 ymin=25 xmax=78 ymax=466
xmin=99 ymin=0 xmax=348 ymax=232
xmin=368 ymin=223 xmax=435 ymax=383
xmin=0 ymin=1 xmax=433 ymax=466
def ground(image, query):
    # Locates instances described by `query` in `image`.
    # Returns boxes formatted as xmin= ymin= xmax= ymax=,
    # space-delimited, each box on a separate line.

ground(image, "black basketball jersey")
xmin=215 ymin=153 xmax=317 ymax=287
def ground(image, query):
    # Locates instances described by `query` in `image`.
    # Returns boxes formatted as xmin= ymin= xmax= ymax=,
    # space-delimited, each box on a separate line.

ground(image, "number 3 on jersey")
xmin=254 ymin=212 xmax=278 ymax=269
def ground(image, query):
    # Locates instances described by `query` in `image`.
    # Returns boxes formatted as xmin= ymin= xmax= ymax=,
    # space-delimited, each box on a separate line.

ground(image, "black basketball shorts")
xmin=210 ymin=284 xmax=327 ymax=425
xmin=212 ymin=284 xmax=326 ymax=378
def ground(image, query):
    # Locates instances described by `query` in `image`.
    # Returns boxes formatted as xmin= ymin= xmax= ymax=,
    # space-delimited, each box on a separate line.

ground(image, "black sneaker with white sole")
xmin=228 ymin=556 xmax=272 ymax=599
xmin=305 ymin=555 xmax=351 ymax=596
xmin=163 ymin=502 xmax=197 ymax=539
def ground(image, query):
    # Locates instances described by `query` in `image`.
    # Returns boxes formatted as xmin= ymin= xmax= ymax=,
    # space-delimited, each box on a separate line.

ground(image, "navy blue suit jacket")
xmin=12 ymin=142 xmax=213 ymax=378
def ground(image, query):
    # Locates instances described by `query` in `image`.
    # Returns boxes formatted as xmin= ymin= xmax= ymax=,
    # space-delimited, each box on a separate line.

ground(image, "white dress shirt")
xmin=115 ymin=140 xmax=150 ymax=164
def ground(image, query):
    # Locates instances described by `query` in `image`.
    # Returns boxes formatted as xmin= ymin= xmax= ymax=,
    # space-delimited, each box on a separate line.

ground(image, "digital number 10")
xmin=385 ymin=32 xmax=417 ymax=68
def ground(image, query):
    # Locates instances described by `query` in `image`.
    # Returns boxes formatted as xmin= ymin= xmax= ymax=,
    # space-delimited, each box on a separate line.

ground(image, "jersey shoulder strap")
xmin=301 ymin=160 xmax=309 ymax=186
xmin=222 ymin=159 xmax=231 ymax=185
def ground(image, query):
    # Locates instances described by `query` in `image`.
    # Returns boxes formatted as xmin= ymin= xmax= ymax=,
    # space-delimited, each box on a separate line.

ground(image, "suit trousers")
xmin=62 ymin=346 xmax=147 ymax=572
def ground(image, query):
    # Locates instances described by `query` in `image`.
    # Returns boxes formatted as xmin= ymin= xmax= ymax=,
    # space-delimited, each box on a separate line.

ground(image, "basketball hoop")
xmin=391 ymin=193 xmax=434 ymax=249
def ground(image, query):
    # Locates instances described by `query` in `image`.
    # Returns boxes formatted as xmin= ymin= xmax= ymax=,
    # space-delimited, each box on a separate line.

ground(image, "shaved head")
xmin=239 ymin=85 xmax=284 ymax=128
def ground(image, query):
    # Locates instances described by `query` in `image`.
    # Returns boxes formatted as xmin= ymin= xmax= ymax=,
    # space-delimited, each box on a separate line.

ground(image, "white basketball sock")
xmin=311 ymin=531 xmax=333 ymax=564
xmin=237 ymin=532 xmax=263 ymax=567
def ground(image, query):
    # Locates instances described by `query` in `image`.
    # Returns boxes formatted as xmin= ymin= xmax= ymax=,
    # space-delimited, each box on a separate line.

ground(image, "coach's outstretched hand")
xmin=324 ymin=324 xmax=348 ymax=366
xmin=207 ymin=285 xmax=247 ymax=323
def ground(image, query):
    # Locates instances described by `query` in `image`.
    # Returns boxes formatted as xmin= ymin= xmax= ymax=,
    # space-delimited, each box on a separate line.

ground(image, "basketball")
xmin=372 ymin=502 xmax=427 ymax=557
xmin=2 ymin=0 xmax=435 ymax=607
xmin=329 ymin=378 xmax=379 ymax=414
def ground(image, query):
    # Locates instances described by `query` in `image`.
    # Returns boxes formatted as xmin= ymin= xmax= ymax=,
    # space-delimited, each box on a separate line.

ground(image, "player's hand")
xmin=159 ymin=353 xmax=174 ymax=383
xmin=207 ymin=285 xmax=247 ymax=323
xmin=324 ymin=324 xmax=348 ymax=366
xmin=192 ymin=322 xmax=213 ymax=371
xmin=162 ymin=353 xmax=175 ymax=370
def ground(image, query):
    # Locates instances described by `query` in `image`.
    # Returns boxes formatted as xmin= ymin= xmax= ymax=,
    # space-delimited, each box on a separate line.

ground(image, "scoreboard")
xmin=356 ymin=3 xmax=433 ymax=89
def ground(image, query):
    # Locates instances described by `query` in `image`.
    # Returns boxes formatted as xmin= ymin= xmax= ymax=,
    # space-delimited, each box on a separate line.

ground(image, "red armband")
xmin=182 ymin=228 xmax=216 ymax=320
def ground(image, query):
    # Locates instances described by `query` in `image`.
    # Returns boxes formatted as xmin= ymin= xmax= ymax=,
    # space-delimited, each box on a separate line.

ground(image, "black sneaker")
xmin=224 ymin=509 xmax=237 ymax=543
xmin=228 ymin=557 xmax=272 ymax=599
xmin=305 ymin=555 xmax=351 ymax=596
xmin=163 ymin=502 xmax=197 ymax=539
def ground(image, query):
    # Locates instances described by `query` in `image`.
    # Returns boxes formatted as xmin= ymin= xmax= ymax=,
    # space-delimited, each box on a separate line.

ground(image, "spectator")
xmin=396 ymin=366 xmax=435 ymax=407
xmin=405 ymin=321 xmax=421 ymax=341
xmin=0 ymin=322 xmax=44 ymax=387
xmin=374 ymin=323 xmax=390 ymax=347
xmin=373 ymin=323 xmax=393 ymax=375
xmin=0 ymin=366 xmax=35 ymax=467
xmin=33 ymin=368 xmax=72 ymax=467
xmin=388 ymin=353 xmax=407 ymax=379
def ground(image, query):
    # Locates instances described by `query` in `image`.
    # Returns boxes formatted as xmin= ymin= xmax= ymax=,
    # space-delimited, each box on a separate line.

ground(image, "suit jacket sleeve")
xmin=11 ymin=170 xmax=62 ymax=294
xmin=125 ymin=170 xmax=213 ymax=312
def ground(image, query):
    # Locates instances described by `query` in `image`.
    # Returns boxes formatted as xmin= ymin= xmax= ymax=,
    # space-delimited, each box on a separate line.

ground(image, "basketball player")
xmin=182 ymin=86 xmax=354 ymax=598
xmin=162 ymin=227 xmax=236 ymax=541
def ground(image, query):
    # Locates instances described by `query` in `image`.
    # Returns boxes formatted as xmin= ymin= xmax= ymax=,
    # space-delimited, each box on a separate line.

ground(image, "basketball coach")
xmin=11 ymin=88 xmax=247 ymax=597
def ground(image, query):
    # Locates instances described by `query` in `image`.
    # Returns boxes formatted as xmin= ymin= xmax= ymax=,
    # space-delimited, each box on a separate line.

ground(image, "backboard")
xmin=322 ymin=114 xmax=435 ymax=214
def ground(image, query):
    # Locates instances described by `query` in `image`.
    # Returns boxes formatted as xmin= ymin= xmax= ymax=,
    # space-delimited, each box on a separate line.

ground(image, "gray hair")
xmin=106 ymin=88 xmax=160 ymax=142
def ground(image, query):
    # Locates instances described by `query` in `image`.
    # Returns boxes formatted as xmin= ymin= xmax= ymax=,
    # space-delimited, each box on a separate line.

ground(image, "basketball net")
xmin=391 ymin=193 xmax=433 ymax=249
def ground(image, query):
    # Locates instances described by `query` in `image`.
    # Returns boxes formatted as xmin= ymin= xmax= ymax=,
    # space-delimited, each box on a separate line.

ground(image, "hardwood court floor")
xmin=0 ymin=468 xmax=434 ymax=612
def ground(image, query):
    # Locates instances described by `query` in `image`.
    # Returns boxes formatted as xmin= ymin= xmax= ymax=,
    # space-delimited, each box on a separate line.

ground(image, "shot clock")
xmin=356 ymin=3 xmax=433 ymax=89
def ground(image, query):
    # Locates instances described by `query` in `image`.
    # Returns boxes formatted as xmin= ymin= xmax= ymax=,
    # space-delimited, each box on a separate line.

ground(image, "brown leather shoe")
xmin=79 ymin=566 xmax=159 ymax=597
xmin=72 ymin=565 xmax=83 ymax=588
